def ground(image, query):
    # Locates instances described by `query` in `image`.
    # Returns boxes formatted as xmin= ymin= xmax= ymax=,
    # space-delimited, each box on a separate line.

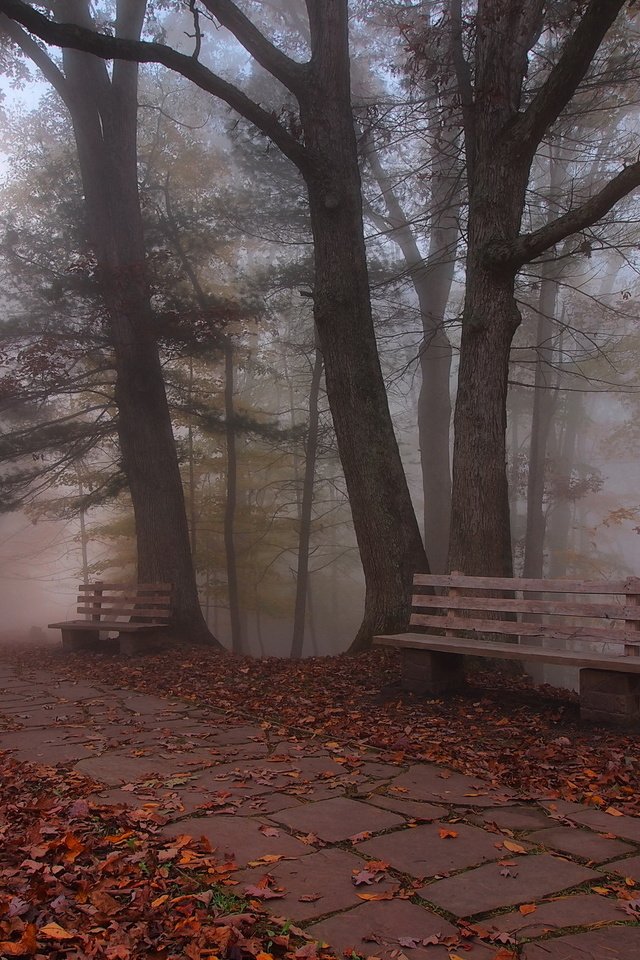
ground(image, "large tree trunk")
xmin=301 ymin=3 xmax=428 ymax=652
xmin=58 ymin=0 xmax=218 ymax=644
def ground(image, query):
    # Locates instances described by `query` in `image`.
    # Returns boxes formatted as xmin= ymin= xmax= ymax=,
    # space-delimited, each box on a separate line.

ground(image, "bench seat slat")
xmin=374 ymin=633 xmax=640 ymax=672
xmin=77 ymin=582 xmax=172 ymax=592
xmin=76 ymin=605 xmax=170 ymax=618
xmin=409 ymin=613 xmax=637 ymax=644
xmin=412 ymin=594 xmax=640 ymax=621
xmin=77 ymin=595 xmax=171 ymax=606
xmin=49 ymin=620 xmax=166 ymax=632
xmin=413 ymin=574 xmax=640 ymax=595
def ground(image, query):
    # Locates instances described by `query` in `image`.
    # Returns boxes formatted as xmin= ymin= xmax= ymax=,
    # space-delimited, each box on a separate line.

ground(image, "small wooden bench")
xmin=49 ymin=582 xmax=172 ymax=656
xmin=374 ymin=573 xmax=640 ymax=724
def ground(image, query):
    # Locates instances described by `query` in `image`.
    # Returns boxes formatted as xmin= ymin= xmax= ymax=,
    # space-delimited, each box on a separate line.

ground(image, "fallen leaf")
xmin=502 ymin=840 xmax=526 ymax=854
xmin=40 ymin=922 xmax=75 ymax=940
xmin=518 ymin=903 xmax=536 ymax=916
xmin=438 ymin=828 xmax=458 ymax=839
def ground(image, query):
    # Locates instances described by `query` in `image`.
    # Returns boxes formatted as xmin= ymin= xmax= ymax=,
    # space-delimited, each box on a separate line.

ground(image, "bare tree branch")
xmin=511 ymin=0 xmax=626 ymax=153
xmin=0 ymin=0 xmax=309 ymax=170
xmin=487 ymin=159 xmax=640 ymax=268
xmin=449 ymin=0 xmax=475 ymax=184
xmin=0 ymin=14 xmax=72 ymax=106
xmin=199 ymin=0 xmax=308 ymax=93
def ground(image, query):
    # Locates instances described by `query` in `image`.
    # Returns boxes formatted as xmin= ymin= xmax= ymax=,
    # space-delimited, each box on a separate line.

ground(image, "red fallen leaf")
xmin=294 ymin=944 xmax=318 ymax=959
xmin=349 ymin=831 xmax=372 ymax=844
xmin=298 ymin=894 xmax=322 ymax=902
xmin=244 ymin=885 xmax=286 ymax=900
xmin=438 ymin=828 xmax=458 ymax=839
xmin=366 ymin=860 xmax=389 ymax=872
xmin=259 ymin=825 xmax=280 ymax=837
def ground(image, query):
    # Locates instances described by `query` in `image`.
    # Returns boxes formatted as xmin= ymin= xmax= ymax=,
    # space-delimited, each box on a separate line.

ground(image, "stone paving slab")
xmin=307 ymin=900 xmax=495 ymax=960
xmin=605 ymin=853 xmax=640 ymax=881
xmin=566 ymin=807 xmax=640 ymax=843
xmin=528 ymin=825 xmax=634 ymax=863
xmin=268 ymin=796 xmax=405 ymax=842
xmin=521 ymin=925 xmax=640 ymax=958
xmin=356 ymin=821 xmax=505 ymax=878
xmin=486 ymin=892 xmax=627 ymax=939
xmin=162 ymin=814 xmax=315 ymax=866
xmin=237 ymin=847 xmax=398 ymax=921
xmin=475 ymin=805 xmax=554 ymax=833
xmin=422 ymin=854 xmax=599 ymax=917
xmin=360 ymin=793 xmax=448 ymax=821
xmin=389 ymin=764 xmax=514 ymax=807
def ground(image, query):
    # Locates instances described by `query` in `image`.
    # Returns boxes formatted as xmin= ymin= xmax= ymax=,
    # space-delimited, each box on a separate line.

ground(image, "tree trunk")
xmin=223 ymin=341 xmax=242 ymax=653
xmin=300 ymin=3 xmax=428 ymax=651
xmin=522 ymin=274 xmax=560 ymax=577
xmin=58 ymin=0 xmax=218 ymax=644
xmin=290 ymin=338 xmax=323 ymax=659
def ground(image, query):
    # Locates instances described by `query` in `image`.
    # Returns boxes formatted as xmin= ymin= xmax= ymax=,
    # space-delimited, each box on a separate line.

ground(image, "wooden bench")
xmin=374 ymin=573 xmax=640 ymax=725
xmin=49 ymin=582 xmax=172 ymax=656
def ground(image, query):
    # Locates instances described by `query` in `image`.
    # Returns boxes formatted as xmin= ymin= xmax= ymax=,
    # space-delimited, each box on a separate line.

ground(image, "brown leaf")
xmin=518 ymin=903 xmax=536 ymax=916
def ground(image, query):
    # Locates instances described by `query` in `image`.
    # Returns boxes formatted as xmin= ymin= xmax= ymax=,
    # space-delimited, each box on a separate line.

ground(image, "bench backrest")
xmin=411 ymin=573 xmax=640 ymax=656
xmin=76 ymin=582 xmax=173 ymax=624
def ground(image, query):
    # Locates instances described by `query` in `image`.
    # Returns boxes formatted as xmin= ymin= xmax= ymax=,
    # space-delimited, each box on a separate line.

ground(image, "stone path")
xmin=2 ymin=661 xmax=640 ymax=958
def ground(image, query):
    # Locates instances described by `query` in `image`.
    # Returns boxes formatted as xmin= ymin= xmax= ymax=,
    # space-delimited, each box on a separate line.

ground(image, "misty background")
xmin=1 ymin=2 xmax=639 ymax=679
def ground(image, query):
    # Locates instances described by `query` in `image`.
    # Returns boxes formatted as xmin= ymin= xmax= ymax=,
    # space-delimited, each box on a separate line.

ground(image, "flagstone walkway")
xmin=2 ymin=660 xmax=640 ymax=958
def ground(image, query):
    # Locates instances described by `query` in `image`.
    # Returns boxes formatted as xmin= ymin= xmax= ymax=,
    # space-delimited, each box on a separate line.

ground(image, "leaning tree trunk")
xmin=300 ymin=4 xmax=428 ymax=652
xmin=58 ymin=0 xmax=219 ymax=645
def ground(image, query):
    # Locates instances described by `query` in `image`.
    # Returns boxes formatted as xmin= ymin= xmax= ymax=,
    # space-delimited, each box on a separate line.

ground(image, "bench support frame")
xmin=400 ymin=648 xmax=465 ymax=696
xmin=580 ymin=669 xmax=640 ymax=725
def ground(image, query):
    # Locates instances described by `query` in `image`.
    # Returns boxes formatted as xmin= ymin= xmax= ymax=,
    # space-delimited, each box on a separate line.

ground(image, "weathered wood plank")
xmin=76 ymin=605 xmax=171 ymax=619
xmin=76 ymin=595 xmax=172 ymax=607
xmin=50 ymin=619 xmax=166 ymax=632
xmin=412 ymin=574 xmax=640 ymax=595
xmin=374 ymin=633 xmax=640 ymax=672
xmin=411 ymin=594 xmax=639 ymax=620
xmin=77 ymin=582 xmax=172 ymax=592
xmin=409 ymin=613 xmax=636 ymax=643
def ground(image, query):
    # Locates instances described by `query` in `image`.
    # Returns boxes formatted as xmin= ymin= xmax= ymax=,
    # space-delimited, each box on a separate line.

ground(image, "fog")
xmin=1 ymin=2 xmax=639 ymax=675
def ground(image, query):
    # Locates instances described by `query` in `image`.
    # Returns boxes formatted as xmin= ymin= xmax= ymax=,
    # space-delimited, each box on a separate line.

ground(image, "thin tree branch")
xmin=449 ymin=0 xmax=475 ymax=184
xmin=511 ymin=0 xmax=626 ymax=154
xmin=487 ymin=159 xmax=640 ymax=268
xmin=0 ymin=13 xmax=72 ymax=106
xmin=199 ymin=0 xmax=308 ymax=93
xmin=0 ymin=0 xmax=310 ymax=170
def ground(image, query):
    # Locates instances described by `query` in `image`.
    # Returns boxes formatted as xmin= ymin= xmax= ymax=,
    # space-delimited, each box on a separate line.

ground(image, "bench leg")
xmin=580 ymin=669 xmax=640 ymax=725
xmin=118 ymin=630 xmax=165 ymax=657
xmin=61 ymin=629 xmax=96 ymax=652
xmin=400 ymin=648 xmax=465 ymax=696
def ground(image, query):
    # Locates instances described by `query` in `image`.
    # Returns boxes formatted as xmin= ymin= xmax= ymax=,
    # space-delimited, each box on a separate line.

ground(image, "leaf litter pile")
xmin=0 ymin=749 xmax=338 ymax=960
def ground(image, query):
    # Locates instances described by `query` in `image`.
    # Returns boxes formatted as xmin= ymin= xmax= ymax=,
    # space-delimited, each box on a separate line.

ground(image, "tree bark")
xmin=290 ymin=338 xmax=322 ymax=659
xmin=223 ymin=340 xmax=242 ymax=653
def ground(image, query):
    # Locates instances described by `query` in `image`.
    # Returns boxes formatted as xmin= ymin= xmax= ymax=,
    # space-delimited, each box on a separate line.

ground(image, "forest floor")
xmin=1 ymin=645 xmax=640 ymax=959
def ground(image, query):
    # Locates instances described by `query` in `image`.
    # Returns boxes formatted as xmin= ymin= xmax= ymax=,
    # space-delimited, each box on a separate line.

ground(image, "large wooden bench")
xmin=375 ymin=573 xmax=640 ymax=725
xmin=49 ymin=582 xmax=172 ymax=656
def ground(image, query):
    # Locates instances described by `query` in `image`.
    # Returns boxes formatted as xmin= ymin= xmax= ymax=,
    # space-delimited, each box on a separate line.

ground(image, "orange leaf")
xmin=439 ymin=828 xmax=458 ymax=839
xmin=518 ymin=903 xmax=537 ymax=916
xmin=592 ymin=886 xmax=610 ymax=896
xmin=0 ymin=925 xmax=38 ymax=956
xmin=605 ymin=806 xmax=624 ymax=817
xmin=40 ymin=923 xmax=75 ymax=940
xmin=357 ymin=890 xmax=396 ymax=901
xmin=502 ymin=840 xmax=526 ymax=854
